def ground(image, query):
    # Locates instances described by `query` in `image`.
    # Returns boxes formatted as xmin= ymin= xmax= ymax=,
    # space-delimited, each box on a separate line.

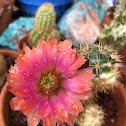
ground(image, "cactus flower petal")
xmin=27 ymin=109 xmax=41 ymax=126
xmin=7 ymin=38 xmax=95 ymax=126
xmin=43 ymin=115 xmax=56 ymax=126
xmin=72 ymin=91 xmax=92 ymax=100
xmin=10 ymin=97 xmax=25 ymax=111
xmin=58 ymin=91 xmax=84 ymax=116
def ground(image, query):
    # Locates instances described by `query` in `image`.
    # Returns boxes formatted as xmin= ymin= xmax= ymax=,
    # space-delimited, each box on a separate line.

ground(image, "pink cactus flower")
xmin=7 ymin=38 xmax=95 ymax=126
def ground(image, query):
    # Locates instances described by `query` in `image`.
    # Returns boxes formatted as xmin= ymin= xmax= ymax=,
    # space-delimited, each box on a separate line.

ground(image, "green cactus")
xmin=98 ymin=24 xmax=126 ymax=50
xmin=78 ymin=43 xmax=122 ymax=93
xmin=29 ymin=27 xmax=60 ymax=47
xmin=113 ymin=0 xmax=126 ymax=25
xmin=29 ymin=3 xmax=60 ymax=47
xmin=35 ymin=3 xmax=56 ymax=32
xmin=98 ymin=0 xmax=126 ymax=50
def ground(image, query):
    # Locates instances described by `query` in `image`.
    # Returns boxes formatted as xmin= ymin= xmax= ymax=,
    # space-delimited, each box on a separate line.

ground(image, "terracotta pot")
xmin=17 ymin=34 xmax=65 ymax=54
xmin=118 ymin=45 xmax=126 ymax=65
xmin=0 ymin=49 xmax=19 ymax=59
xmin=103 ymin=6 xmax=116 ymax=26
xmin=0 ymin=49 xmax=19 ymax=126
xmin=0 ymin=82 xmax=126 ymax=125
xmin=111 ymin=84 xmax=126 ymax=126
xmin=17 ymin=34 xmax=29 ymax=54
xmin=0 ymin=0 xmax=15 ymax=35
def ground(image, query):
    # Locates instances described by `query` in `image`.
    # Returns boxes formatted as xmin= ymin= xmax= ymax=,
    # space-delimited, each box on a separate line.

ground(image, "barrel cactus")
xmin=78 ymin=42 xmax=122 ymax=93
xmin=29 ymin=3 xmax=60 ymax=47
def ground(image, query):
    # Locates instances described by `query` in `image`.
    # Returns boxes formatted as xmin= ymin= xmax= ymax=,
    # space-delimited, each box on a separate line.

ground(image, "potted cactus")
xmin=16 ymin=0 xmax=72 ymax=19
xmin=76 ymin=42 xmax=126 ymax=126
xmin=78 ymin=42 xmax=122 ymax=93
xmin=0 ymin=38 xmax=95 ymax=126
xmin=99 ymin=0 xmax=126 ymax=51
xmin=17 ymin=3 xmax=63 ymax=53
xmin=1 ymin=38 xmax=126 ymax=126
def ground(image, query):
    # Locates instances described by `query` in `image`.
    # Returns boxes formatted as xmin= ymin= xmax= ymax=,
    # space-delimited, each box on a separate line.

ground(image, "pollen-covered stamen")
xmin=40 ymin=73 xmax=58 ymax=92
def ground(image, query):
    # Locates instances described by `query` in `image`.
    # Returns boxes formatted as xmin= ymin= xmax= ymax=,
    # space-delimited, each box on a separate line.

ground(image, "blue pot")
xmin=113 ymin=0 xmax=118 ymax=5
xmin=16 ymin=0 xmax=72 ymax=20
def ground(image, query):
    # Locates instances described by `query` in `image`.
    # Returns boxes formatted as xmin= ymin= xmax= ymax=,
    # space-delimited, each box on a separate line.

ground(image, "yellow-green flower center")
xmin=40 ymin=73 xmax=58 ymax=92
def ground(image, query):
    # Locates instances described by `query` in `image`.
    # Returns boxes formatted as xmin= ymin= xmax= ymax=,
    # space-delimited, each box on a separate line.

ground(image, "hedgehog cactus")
xmin=29 ymin=3 xmax=60 ymax=47
xmin=78 ymin=43 xmax=122 ymax=93
xmin=35 ymin=3 xmax=56 ymax=32
xmin=98 ymin=0 xmax=126 ymax=50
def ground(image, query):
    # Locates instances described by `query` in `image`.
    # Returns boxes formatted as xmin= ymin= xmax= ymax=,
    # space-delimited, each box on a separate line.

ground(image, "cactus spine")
xmin=78 ymin=43 xmax=122 ymax=93
xmin=29 ymin=3 xmax=60 ymax=47
xmin=35 ymin=3 xmax=56 ymax=32
xmin=30 ymin=27 xmax=60 ymax=47
xmin=76 ymin=103 xmax=104 ymax=126
xmin=113 ymin=0 xmax=126 ymax=25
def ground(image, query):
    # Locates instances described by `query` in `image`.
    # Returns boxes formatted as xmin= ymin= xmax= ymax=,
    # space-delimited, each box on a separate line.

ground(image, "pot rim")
xmin=0 ymin=49 xmax=19 ymax=126
xmin=17 ymin=33 xmax=65 ymax=54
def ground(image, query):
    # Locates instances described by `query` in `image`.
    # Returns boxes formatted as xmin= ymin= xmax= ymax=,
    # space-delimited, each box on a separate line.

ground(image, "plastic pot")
xmin=16 ymin=0 xmax=72 ymax=20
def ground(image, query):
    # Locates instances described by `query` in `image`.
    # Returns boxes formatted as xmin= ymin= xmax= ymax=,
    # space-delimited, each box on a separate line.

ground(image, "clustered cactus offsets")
xmin=29 ymin=3 xmax=60 ymax=47
xmin=78 ymin=42 xmax=122 ymax=93
xmin=98 ymin=0 xmax=126 ymax=51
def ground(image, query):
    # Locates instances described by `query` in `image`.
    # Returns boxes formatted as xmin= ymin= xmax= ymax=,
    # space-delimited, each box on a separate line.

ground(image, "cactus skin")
xmin=98 ymin=0 xmax=126 ymax=50
xmin=78 ymin=43 xmax=122 ymax=93
xmin=29 ymin=3 xmax=60 ymax=47
xmin=35 ymin=3 xmax=56 ymax=32
xmin=29 ymin=27 xmax=60 ymax=47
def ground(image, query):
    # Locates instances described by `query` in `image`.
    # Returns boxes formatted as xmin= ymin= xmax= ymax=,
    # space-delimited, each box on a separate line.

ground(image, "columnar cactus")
xmin=29 ymin=3 xmax=60 ymax=47
xmin=78 ymin=43 xmax=122 ymax=93
xmin=98 ymin=0 xmax=126 ymax=50
xmin=35 ymin=3 xmax=56 ymax=32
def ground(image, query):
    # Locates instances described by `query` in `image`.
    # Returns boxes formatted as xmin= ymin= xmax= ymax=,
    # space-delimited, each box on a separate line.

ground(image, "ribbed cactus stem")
xmin=35 ymin=3 xmax=56 ymax=32
xmin=29 ymin=27 xmax=60 ymax=47
xmin=29 ymin=3 xmax=60 ymax=47
xmin=78 ymin=43 xmax=122 ymax=92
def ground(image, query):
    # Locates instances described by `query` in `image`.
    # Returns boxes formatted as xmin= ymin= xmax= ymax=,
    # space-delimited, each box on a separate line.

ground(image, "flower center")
xmin=40 ymin=73 xmax=58 ymax=92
